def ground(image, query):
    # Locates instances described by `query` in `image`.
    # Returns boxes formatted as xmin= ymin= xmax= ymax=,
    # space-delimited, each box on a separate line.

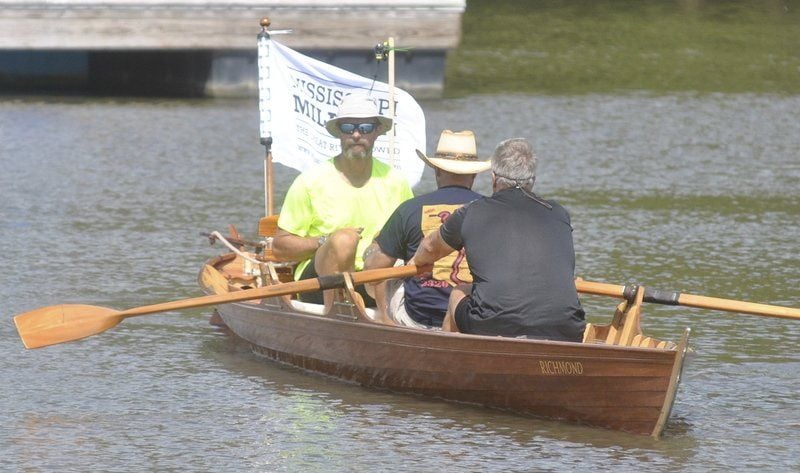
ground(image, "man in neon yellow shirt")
xmin=272 ymin=94 xmax=413 ymax=308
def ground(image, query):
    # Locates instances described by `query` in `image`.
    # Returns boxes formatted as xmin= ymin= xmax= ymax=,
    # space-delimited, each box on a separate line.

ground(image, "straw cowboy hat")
xmin=415 ymin=130 xmax=491 ymax=175
xmin=325 ymin=94 xmax=393 ymax=138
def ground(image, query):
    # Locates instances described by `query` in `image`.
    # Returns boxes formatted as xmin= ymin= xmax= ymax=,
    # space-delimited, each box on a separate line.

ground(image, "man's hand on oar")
xmin=13 ymin=265 xmax=420 ymax=350
xmin=575 ymin=278 xmax=800 ymax=320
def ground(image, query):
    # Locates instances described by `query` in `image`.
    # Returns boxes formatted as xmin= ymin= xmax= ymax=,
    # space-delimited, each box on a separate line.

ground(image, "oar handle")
xmin=676 ymin=293 xmax=800 ymax=320
xmin=576 ymin=279 xmax=800 ymax=320
xmin=118 ymin=265 xmax=420 ymax=319
xmin=575 ymin=280 xmax=681 ymax=305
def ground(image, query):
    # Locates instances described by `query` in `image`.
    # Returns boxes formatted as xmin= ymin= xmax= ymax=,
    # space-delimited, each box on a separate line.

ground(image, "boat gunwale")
xmin=200 ymin=254 xmax=682 ymax=358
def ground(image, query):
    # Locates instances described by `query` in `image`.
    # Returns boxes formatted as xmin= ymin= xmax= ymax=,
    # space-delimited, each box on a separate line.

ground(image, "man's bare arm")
xmin=362 ymin=241 xmax=398 ymax=304
xmin=410 ymin=229 xmax=456 ymax=268
xmin=271 ymin=228 xmax=320 ymax=262
xmin=363 ymin=242 xmax=397 ymax=270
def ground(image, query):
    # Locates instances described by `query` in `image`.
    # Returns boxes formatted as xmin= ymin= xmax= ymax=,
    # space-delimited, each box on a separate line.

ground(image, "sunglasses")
xmin=338 ymin=122 xmax=378 ymax=135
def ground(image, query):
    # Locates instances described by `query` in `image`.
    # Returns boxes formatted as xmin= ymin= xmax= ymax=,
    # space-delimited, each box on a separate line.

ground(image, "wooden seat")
xmin=583 ymin=284 xmax=668 ymax=348
xmin=258 ymin=215 xmax=279 ymax=238
xmin=258 ymin=215 xmax=279 ymax=262
xmin=257 ymin=215 xmax=295 ymax=282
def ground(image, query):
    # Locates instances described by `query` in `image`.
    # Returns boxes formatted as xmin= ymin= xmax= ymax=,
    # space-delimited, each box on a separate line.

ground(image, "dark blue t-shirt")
xmin=375 ymin=186 xmax=481 ymax=326
xmin=440 ymin=187 xmax=586 ymax=341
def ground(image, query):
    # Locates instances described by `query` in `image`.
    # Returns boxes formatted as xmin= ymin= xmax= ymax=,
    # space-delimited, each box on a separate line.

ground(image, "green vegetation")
xmin=445 ymin=0 xmax=800 ymax=95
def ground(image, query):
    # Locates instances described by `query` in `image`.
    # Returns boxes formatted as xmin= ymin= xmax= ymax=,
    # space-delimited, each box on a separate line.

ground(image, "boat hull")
xmin=211 ymin=292 xmax=689 ymax=437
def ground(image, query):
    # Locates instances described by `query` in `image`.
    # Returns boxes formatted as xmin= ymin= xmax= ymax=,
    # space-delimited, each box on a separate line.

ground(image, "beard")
xmin=343 ymin=142 xmax=371 ymax=160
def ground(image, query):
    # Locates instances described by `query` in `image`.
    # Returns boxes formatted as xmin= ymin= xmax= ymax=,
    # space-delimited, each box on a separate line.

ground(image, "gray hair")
xmin=491 ymin=138 xmax=537 ymax=191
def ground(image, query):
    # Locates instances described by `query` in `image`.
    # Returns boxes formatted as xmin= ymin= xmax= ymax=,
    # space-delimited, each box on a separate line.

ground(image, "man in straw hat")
xmin=273 ymin=93 xmax=413 ymax=309
xmin=363 ymin=130 xmax=490 ymax=327
xmin=410 ymin=137 xmax=586 ymax=341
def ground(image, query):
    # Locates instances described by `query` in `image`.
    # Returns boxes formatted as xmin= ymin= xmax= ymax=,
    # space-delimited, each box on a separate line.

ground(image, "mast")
xmin=257 ymin=18 xmax=274 ymax=217
xmin=388 ymin=37 xmax=396 ymax=168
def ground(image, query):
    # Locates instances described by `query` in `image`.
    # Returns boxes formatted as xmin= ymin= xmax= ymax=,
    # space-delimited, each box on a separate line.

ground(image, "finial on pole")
xmin=258 ymin=18 xmax=292 ymax=37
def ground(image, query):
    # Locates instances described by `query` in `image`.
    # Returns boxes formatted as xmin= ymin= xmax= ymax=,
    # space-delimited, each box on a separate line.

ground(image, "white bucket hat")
xmin=325 ymin=94 xmax=393 ymax=138
xmin=415 ymin=130 xmax=491 ymax=175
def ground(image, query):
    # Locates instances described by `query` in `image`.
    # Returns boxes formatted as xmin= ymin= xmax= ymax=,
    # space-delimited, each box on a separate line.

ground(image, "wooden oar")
xmin=14 ymin=265 xmax=420 ymax=350
xmin=576 ymin=279 xmax=800 ymax=320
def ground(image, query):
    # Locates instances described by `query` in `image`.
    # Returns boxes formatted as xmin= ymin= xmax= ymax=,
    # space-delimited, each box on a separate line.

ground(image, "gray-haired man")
xmin=410 ymin=138 xmax=586 ymax=341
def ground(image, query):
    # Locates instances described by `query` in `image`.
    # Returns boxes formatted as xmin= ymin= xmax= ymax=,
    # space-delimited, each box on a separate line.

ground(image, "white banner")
xmin=258 ymin=37 xmax=426 ymax=187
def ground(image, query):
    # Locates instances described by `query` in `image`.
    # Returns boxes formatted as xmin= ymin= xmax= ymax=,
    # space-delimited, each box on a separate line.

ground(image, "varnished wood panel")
xmin=217 ymin=298 xmax=685 ymax=436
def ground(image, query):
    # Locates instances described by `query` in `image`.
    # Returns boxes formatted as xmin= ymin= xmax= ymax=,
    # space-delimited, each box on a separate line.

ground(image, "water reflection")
xmin=200 ymin=327 xmax=700 ymax=469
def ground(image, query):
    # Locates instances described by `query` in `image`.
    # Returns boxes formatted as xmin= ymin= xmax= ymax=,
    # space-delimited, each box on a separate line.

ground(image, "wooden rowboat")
xmin=199 ymin=226 xmax=691 ymax=438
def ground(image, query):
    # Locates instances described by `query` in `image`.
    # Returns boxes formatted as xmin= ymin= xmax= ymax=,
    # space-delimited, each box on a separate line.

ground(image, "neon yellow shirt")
xmin=278 ymin=158 xmax=413 ymax=279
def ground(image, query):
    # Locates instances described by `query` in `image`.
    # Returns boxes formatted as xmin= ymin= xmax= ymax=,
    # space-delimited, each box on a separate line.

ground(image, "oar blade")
xmin=14 ymin=304 xmax=122 ymax=349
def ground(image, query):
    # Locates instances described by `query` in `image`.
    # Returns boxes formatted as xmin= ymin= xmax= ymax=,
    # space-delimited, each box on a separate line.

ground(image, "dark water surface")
xmin=1 ymin=94 xmax=798 ymax=471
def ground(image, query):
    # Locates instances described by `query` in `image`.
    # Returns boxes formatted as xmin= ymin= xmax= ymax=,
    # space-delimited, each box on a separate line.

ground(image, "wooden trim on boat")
xmin=199 ymin=252 xmax=689 ymax=436
xmin=651 ymin=327 xmax=691 ymax=438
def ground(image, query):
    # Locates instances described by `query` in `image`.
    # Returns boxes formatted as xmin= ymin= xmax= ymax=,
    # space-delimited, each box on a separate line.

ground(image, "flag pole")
xmin=257 ymin=18 xmax=274 ymax=216
xmin=387 ymin=37 xmax=396 ymax=169
xmin=263 ymin=137 xmax=273 ymax=217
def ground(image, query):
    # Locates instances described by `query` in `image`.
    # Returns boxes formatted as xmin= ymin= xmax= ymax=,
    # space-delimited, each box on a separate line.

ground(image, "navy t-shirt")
xmin=440 ymin=187 xmax=586 ymax=341
xmin=375 ymin=186 xmax=481 ymax=325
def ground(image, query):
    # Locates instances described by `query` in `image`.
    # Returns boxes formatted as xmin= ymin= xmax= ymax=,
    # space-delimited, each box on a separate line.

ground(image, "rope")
xmin=210 ymin=231 xmax=267 ymax=266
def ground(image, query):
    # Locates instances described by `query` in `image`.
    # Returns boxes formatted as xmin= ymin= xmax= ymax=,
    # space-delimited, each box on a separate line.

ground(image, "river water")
xmin=1 ymin=93 xmax=798 ymax=471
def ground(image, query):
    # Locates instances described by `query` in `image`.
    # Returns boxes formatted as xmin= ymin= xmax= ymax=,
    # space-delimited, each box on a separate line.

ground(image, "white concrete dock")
xmin=0 ymin=0 xmax=465 ymax=96
xmin=0 ymin=0 xmax=464 ymax=49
